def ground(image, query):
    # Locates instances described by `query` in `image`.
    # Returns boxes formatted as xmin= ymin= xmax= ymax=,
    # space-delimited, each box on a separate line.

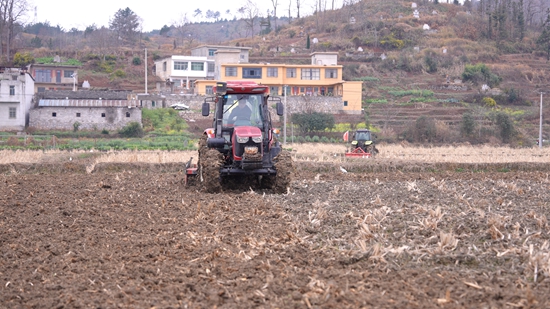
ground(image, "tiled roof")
xmin=38 ymin=99 xmax=139 ymax=107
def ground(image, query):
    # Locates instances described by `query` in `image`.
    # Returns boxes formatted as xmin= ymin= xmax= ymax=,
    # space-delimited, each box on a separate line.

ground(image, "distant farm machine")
xmin=185 ymin=81 xmax=293 ymax=192
xmin=343 ymin=129 xmax=378 ymax=158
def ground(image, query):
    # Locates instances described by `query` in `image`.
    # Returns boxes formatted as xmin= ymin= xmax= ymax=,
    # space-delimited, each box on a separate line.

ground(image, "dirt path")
xmin=1 ymin=161 xmax=549 ymax=308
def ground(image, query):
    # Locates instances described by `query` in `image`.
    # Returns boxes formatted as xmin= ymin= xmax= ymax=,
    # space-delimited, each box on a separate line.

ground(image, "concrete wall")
xmin=29 ymin=107 xmax=141 ymax=131
xmin=0 ymin=71 xmax=34 ymax=131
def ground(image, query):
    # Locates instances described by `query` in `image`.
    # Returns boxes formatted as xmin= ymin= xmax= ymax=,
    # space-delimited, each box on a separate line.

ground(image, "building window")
xmin=76 ymin=113 xmax=81 ymax=117
xmin=286 ymin=68 xmax=296 ymax=78
xmin=205 ymin=86 xmax=213 ymax=95
xmin=301 ymin=68 xmax=320 ymax=80
xmin=9 ymin=85 xmax=15 ymax=95
xmin=344 ymin=101 xmax=348 ymax=106
xmin=9 ymin=107 xmax=16 ymax=119
xmin=328 ymin=87 xmax=334 ymax=95
xmin=172 ymin=79 xmax=182 ymax=88
xmin=243 ymin=68 xmax=262 ymax=78
xmin=267 ymin=68 xmax=278 ymax=77
xmin=208 ymin=49 xmax=216 ymax=56
xmin=64 ymin=70 xmax=74 ymax=78
xmin=36 ymin=69 xmax=52 ymax=82
xmin=174 ymin=61 xmax=188 ymax=70
xmin=152 ymin=101 xmax=156 ymax=107
xmin=325 ymin=69 xmax=338 ymax=79
xmin=240 ymin=54 xmax=245 ymax=60
xmin=52 ymin=112 xmax=57 ymax=117
xmin=191 ymin=62 xmax=204 ymax=71
xmin=101 ymin=113 xmax=106 ymax=117
xmin=163 ymin=62 xmax=167 ymax=71
xmin=300 ymin=87 xmax=305 ymax=93
xmin=225 ymin=67 xmax=237 ymax=77
xmin=37 ymin=87 xmax=46 ymax=93
xmin=270 ymin=86 xmax=279 ymax=95
xmin=126 ymin=112 xmax=131 ymax=117
xmin=207 ymin=62 xmax=215 ymax=73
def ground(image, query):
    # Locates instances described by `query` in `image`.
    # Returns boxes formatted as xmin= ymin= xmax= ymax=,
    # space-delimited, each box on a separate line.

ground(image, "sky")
xmin=30 ymin=0 xmax=316 ymax=32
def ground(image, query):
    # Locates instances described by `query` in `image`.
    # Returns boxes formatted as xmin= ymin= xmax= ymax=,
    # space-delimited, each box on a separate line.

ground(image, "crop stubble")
xmin=1 ymin=155 xmax=550 ymax=308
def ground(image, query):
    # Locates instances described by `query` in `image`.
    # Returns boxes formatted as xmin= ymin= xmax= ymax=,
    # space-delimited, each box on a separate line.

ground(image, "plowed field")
xmin=2 ymin=155 xmax=550 ymax=308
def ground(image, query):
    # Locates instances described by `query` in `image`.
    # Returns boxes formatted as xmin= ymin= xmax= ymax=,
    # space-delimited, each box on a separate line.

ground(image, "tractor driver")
xmin=228 ymin=99 xmax=252 ymax=125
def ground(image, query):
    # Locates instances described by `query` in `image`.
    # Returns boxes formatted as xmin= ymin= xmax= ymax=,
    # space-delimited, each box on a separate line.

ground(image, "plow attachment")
xmin=345 ymin=147 xmax=372 ymax=158
xmin=184 ymin=157 xmax=198 ymax=186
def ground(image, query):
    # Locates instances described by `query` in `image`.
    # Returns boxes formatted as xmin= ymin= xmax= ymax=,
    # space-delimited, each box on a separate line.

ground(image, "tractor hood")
xmin=233 ymin=126 xmax=262 ymax=138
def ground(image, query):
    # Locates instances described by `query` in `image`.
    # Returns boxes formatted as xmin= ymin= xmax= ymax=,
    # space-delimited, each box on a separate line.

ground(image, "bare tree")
xmin=173 ymin=13 xmax=191 ymax=46
xmin=296 ymin=0 xmax=302 ymax=18
xmin=287 ymin=0 xmax=292 ymax=21
xmin=239 ymin=0 xmax=260 ymax=37
xmin=270 ymin=0 xmax=278 ymax=31
xmin=0 ymin=0 xmax=29 ymax=63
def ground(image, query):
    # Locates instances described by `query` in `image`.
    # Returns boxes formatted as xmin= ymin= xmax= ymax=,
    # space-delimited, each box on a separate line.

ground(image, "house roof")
xmin=38 ymin=99 xmax=139 ymax=108
xmin=39 ymin=90 xmax=132 ymax=100
xmin=30 ymin=64 xmax=80 ymax=68
xmin=193 ymin=45 xmax=252 ymax=51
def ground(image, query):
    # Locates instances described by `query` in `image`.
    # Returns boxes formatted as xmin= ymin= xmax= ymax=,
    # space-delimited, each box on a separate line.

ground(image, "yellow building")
xmin=195 ymin=52 xmax=363 ymax=113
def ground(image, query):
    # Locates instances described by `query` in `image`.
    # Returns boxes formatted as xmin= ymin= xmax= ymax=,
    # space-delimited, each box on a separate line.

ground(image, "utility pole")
xmin=145 ymin=48 xmax=148 ymax=94
xmin=284 ymin=85 xmax=287 ymax=144
xmin=539 ymin=92 xmax=544 ymax=149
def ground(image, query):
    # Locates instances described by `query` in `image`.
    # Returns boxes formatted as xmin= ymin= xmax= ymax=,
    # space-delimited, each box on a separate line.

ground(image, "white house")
xmin=0 ymin=68 xmax=35 ymax=131
xmin=154 ymin=55 xmax=214 ymax=93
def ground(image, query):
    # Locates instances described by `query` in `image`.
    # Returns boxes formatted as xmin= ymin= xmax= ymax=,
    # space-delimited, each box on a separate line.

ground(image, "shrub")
xmin=13 ymin=52 xmax=34 ymax=67
xmin=101 ymin=129 xmax=109 ymax=135
xmin=119 ymin=122 xmax=144 ymax=138
xmin=312 ymin=136 xmax=320 ymax=143
xmin=414 ymin=116 xmax=437 ymax=142
xmin=494 ymin=112 xmax=514 ymax=143
xmin=482 ymin=97 xmax=497 ymax=108
xmin=461 ymin=112 xmax=476 ymax=137
xmin=461 ymin=63 xmax=502 ymax=87
xmin=132 ymin=57 xmax=142 ymax=65
xmin=113 ymin=69 xmax=126 ymax=78
xmin=73 ymin=121 xmax=81 ymax=132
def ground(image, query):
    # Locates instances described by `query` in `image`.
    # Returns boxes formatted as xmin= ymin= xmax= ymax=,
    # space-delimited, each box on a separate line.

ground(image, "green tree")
xmin=159 ymin=24 xmax=171 ymax=36
xmin=494 ymin=112 xmax=514 ymax=143
xmin=109 ymin=7 xmax=141 ymax=45
xmin=306 ymin=34 xmax=310 ymax=49
xmin=461 ymin=112 xmax=476 ymax=137
xmin=30 ymin=36 xmax=42 ymax=47
xmin=291 ymin=112 xmax=334 ymax=133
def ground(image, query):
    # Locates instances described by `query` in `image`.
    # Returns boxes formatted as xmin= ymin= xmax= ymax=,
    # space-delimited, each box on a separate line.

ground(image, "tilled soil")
xmin=1 ymin=160 xmax=550 ymax=308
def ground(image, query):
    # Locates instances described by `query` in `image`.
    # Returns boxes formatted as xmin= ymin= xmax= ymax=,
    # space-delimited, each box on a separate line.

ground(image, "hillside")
xmin=12 ymin=0 xmax=550 ymax=145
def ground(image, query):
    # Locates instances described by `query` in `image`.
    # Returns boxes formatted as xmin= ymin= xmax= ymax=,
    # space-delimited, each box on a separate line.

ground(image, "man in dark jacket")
xmin=228 ymin=100 xmax=252 ymax=125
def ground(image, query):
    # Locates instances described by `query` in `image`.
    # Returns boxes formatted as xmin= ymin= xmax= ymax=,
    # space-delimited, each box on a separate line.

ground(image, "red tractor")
xmin=186 ymin=81 xmax=293 ymax=192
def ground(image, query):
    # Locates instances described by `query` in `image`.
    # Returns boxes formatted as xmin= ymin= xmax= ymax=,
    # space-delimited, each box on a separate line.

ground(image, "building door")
xmin=306 ymin=87 xmax=313 ymax=96
xmin=56 ymin=70 xmax=61 ymax=83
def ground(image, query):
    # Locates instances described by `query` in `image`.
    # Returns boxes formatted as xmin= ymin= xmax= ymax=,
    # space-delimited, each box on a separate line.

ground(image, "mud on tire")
xmin=198 ymin=135 xmax=223 ymax=193
xmin=265 ymin=150 xmax=294 ymax=193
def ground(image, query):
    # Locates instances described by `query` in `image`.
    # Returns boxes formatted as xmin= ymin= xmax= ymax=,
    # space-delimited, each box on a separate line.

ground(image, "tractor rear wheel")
xmin=198 ymin=135 xmax=223 ymax=192
xmin=264 ymin=150 xmax=294 ymax=193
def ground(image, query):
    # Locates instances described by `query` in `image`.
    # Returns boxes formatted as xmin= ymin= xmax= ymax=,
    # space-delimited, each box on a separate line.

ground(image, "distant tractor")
xmin=344 ymin=129 xmax=378 ymax=158
xmin=185 ymin=81 xmax=293 ymax=192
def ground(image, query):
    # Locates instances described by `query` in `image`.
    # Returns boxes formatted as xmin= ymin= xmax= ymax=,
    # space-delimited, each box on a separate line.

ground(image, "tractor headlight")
xmin=251 ymin=136 xmax=262 ymax=143
xmin=244 ymin=146 xmax=259 ymax=155
xmin=351 ymin=141 xmax=358 ymax=145
xmin=236 ymin=136 xmax=249 ymax=143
